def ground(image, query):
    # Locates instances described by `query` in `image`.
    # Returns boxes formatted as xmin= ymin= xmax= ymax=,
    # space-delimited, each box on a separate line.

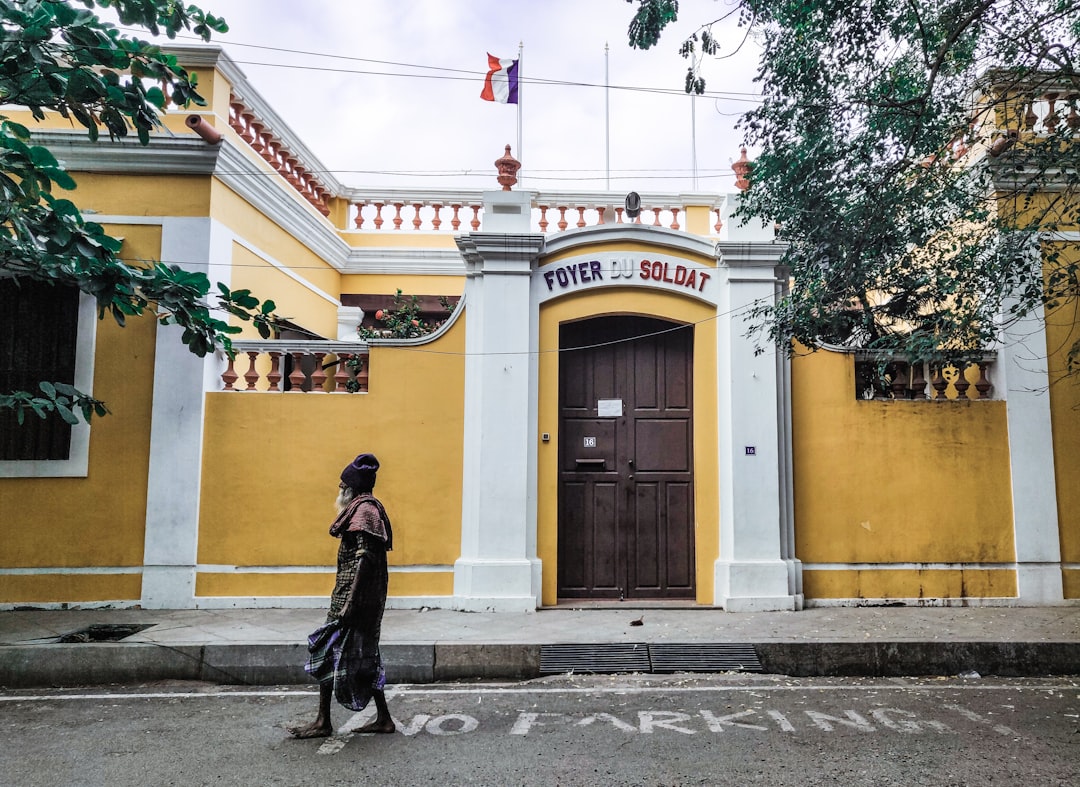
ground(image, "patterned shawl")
xmin=329 ymin=493 xmax=393 ymax=550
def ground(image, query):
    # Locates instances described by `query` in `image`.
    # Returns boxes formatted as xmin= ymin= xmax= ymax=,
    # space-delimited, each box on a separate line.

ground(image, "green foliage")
xmin=357 ymin=289 xmax=456 ymax=340
xmin=1 ymin=0 xmax=277 ymax=425
xmin=0 ymin=380 xmax=109 ymax=424
xmin=626 ymin=0 xmax=1080 ymax=378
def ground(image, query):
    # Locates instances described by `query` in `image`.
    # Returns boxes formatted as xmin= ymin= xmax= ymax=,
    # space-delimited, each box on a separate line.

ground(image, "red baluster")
xmin=373 ymin=203 xmax=385 ymax=229
xmin=333 ymin=354 xmax=350 ymax=391
xmin=431 ymin=204 xmax=442 ymax=230
xmin=652 ymin=208 xmax=662 ymax=226
xmin=354 ymin=202 xmax=366 ymax=229
xmin=311 ymin=352 xmax=327 ymax=393
xmin=470 ymin=205 xmax=481 ymax=231
xmin=714 ymin=208 xmax=723 ymax=234
xmin=538 ymin=206 xmax=549 ymax=233
xmin=576 ymin=207 xmax=587 ymax=228
xmin=221 ymin=355 xmax=238 ymax=391
xmin=669 ymin=207 xmax=680 ymax=231
xmin=244 ymin=351 xmax=260 ymax=390
xmin=953 ymin=365 xmax=971 ymax=400
xmin=412 ymin=203 xmax=423 ymax=230
xmin=267 ymin=351 xmax=282 ymax=392
xmin=451 ymin=204 xmax=462 ymax=231
xmin=289 ymin=352 xmax=306 ymax=391
xmin=392 ymin=203 xmax=404 ymax=230
xmin=557 ymin=207 xmax=568 ymax=231
xmin=975 ymin=362 xmax=992 ymax=399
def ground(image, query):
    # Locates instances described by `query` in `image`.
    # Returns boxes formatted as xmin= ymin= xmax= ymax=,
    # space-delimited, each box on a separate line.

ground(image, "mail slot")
xmin=574 ymin=458 xmax=606 ymax=470
xmin=561 ymin=419 xmax=616 ymax=472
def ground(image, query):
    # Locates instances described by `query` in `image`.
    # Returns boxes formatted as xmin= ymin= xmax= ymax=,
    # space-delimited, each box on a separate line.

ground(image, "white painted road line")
xmin=1 ymin=682 xmax=1077 ymax=703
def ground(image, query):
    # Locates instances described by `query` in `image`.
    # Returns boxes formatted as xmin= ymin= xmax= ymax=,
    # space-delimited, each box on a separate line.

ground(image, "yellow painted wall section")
xmin=339 ymin=274 xmax=465 ymax=298
xmin=230 ymin=244 xmax=338 ymax=339
xmin=0 ymin=225 xmax=161 ymax=599
xmin=1044 ymin=244 xmax=1080 ymax=588
xmin=65 ymin=173 xmax=211 ymax=217
xmin=196 ymin=319 xmax=466 ymax=594
xmin=343 ymin=233 xmax=460 ymax=250
xmin=804 ymin=569 xmax=1016 ymax=599
xmin=791 ymin=349 xmax=1015 ymax=571
xmin=537 ymin=288 xmax=720 ymax=607
xmin=0 ymin=574 xmax=143 ymax=604
xmin=194 ymin=570 xmax=453 ymax=598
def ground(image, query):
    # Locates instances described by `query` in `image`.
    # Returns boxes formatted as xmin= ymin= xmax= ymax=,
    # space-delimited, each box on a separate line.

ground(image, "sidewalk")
xmin=1 ymin=605 xmax=1078 ymax=688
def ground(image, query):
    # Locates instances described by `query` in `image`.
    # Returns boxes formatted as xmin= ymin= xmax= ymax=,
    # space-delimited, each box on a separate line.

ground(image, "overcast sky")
xmin=155 ymin=0 xmax=762 ymax=193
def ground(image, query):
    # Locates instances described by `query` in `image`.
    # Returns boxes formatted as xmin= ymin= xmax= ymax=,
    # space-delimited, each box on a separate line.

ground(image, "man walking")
xmin=288 ymin=453 xmax=395 ymax=738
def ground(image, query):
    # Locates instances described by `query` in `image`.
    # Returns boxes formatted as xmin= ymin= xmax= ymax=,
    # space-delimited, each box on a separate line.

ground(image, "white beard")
xmin=335 ymin=487 xmax=355 ymax=514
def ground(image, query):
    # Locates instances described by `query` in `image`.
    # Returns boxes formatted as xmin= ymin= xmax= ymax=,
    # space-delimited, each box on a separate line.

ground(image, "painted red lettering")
xmin=639 ymin=260 xmax=650 ymax=280
xmin=651 ymin=261 xmax=663 ymax=280
xmin=686 ymin=269 xmax=697 ymax=289
xmin=697 ymin=271 xmax=711 ymax=292
xmin=662 ymin=262 xmax=674 ymax=283
xmin=674 ymin=265 xmax=687 ymax=285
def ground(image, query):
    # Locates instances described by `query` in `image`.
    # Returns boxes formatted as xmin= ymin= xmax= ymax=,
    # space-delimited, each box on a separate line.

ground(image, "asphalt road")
xmin=2 ymin=674 xmax=1078 ymax=786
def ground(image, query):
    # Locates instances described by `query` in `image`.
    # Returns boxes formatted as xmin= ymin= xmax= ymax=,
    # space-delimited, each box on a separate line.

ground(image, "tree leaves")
xmin=627 ymin=0 xmax=1080 ymax=374
xmin=1 ymin=1 xmax=276 ymax=424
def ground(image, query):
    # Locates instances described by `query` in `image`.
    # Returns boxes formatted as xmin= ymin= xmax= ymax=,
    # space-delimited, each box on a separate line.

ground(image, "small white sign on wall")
xmin=597 ymin=399 xmax=623 ymax=417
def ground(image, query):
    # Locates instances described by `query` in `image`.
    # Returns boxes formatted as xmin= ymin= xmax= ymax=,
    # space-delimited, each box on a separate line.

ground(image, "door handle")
xmin=628 ymin=458 xmax=634 ymax=479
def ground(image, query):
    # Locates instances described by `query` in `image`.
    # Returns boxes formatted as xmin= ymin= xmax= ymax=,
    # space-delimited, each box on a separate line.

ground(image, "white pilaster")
xmin=140 ymin=218 xmax=231 ymax=608
xmin=453 ymin=191 xmax=545 ymax=611
xmin=998 ymin=261 xmax=1064 ymax=604
xmin=336 ymin=305 xmax=364 ymax=340
xmin=713 ymin=241 xmax=801 ymax=611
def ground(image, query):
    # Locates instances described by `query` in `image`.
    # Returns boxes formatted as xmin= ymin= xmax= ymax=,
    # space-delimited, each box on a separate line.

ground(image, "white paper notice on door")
xmin=597 ymin=399 xmax=623 ymax=417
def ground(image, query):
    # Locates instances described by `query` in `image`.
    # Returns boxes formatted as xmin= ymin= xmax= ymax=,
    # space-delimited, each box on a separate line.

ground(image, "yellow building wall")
xmin=1044 ymin=243 xmax=1080 ymax=598
xmin=209 ymin=182 xmax=341 ymax=338
xmin=0 ymin=224 xmax=162 ymax=603
xmin=195 ymin=318 xmax=466 ymax=598
xmin=791 ymin=348 xmax=1016 ymax=600
xmin=536 ymin=283 xmax=720 ymax=607
xmin=64 ymin=173 xmax=212 ymax=218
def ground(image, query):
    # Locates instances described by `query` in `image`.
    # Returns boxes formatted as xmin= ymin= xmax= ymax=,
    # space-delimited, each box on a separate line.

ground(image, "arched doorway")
xmin=557 ymin=315 xmax=695 ymax=600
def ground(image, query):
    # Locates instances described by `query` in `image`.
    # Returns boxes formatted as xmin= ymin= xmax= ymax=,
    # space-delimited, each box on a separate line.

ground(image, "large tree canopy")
xmin=1 ymin=0 xmax=275 ymax=425
xmin=628 ymin=0 xmax=1080 ymax=377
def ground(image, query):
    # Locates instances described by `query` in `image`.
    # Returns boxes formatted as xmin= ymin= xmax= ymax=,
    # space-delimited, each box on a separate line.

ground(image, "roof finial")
xmin=495 ymin=144 xmax=521 ymax=191
xmin=732 ymin=147 xmax=752 ymax=191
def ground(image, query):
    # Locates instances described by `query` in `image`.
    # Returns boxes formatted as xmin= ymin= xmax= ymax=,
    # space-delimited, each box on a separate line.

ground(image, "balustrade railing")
xmin=854 ymin=353 xmax=997 ymax=401
xmin=221 ymin=341 xmax=369 ymax=393
xmin=344 ymin=190 xmax=724 ymax=236
xmin=226 ymin=95 xmax=333 ymax=216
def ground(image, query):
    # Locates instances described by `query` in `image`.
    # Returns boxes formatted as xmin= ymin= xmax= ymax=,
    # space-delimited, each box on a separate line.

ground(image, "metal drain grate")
xmin=56 ymin=624 xmax=154 ymax=643
xmin=539 ymin=642 xmax=763 ymax=674
xmin=649 ymin=643 xmax=763 ymax=673
xmin=540 ymin=643 xmax=651 ymax=674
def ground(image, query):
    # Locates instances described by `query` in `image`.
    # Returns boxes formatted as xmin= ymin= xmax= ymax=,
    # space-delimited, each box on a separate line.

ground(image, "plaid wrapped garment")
xmin=304 ymin=495 xmax=393 ymax=711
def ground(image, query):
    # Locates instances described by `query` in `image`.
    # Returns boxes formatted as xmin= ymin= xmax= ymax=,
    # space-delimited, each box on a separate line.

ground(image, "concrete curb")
xmin=3 ymin=640 xmax=1079 ymax=689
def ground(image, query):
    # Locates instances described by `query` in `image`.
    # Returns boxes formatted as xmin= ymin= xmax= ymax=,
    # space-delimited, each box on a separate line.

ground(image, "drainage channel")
xmin=539 ymin=643 xmax=763 ymax=674
xmin=55 ymin=624 xmax=155 ymax=643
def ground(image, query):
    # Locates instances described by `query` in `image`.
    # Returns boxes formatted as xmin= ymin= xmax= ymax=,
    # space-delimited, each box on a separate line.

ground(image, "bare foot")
xmin=287 ymin=721 xmax=333 ymax=739
xmin=355 ymin=717 xmax=396 ymax=734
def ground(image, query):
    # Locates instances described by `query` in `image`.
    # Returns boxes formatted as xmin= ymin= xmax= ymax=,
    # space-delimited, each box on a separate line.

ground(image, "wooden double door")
xmin=557 ymin=316 xmax=695 ymax=600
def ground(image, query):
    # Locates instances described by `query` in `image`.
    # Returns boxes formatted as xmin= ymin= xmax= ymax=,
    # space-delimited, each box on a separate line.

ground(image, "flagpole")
xmin=517 ymin=41 xmax=523 ymax=183
xmin=605 ymin=42 xmax=610 ymax=191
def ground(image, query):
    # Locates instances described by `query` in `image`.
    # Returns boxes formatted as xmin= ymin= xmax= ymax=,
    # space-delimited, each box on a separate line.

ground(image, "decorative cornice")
xmin=35 ymin=131 xmax=220 ymax=174
xmin=165 ymin=45 xmax=345 ymax=194
xmin=213 ymin=141 xmax=350 ymax=266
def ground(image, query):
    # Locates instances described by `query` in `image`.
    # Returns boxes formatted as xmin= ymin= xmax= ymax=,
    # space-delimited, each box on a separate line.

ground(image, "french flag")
xmin=481 ymin=53 xmax=519 ymax=104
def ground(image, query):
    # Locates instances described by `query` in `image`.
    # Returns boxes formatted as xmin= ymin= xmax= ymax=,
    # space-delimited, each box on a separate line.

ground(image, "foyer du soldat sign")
xmin=535 ymin=252 xmax=718 ymax=305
